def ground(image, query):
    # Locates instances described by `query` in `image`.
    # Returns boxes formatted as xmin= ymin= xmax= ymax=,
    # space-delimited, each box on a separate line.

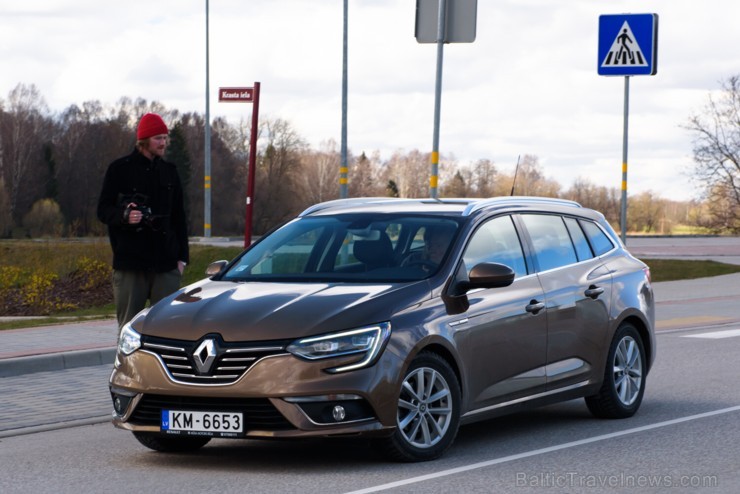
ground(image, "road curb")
xmin=0 ymin=348 xmax=117 ymax=378
xmin=0 ymin=416 xmax=111 ymax=439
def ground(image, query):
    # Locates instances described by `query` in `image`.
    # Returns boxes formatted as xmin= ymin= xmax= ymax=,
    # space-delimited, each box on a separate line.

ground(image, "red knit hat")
xmin=136 ymin=113 xmax=168 ymax=140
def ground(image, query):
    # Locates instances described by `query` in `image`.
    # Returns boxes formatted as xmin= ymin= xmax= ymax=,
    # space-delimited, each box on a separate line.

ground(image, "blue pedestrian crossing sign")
xmin=598 ymin=13 xmax=658 ymax=76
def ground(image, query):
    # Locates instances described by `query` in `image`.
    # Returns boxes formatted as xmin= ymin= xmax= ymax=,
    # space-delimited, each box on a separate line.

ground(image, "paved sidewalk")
xmin=0 ymin=365 xmax=113 ymax=437
xmin=0 ymin=319 xmax=118 ymax=378
xmin=0 ymin=320 xmax=118 ymax=437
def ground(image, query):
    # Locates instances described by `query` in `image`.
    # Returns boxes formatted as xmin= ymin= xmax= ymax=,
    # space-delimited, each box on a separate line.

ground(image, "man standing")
xmin=97 ymin=113 xmax=189 ymax=328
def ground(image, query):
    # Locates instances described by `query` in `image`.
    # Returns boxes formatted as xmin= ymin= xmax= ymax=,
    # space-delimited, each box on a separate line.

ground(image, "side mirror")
xmin=447 ymin=262 xmax=515 ymax=297
xmin=468 ymin=262 xmax=516 ymax=289
xmin=206 ymin=260 xmax=228 ymax=277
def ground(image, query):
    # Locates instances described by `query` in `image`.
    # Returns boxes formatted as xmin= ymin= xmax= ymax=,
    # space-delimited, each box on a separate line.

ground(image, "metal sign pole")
xmin=204 ymin=0 xmax=212 ymax=238
xmin=430 ymin=0 xmax=447 ymax=199
xmin=340 ymin=0 xmax=349 ymax=199
xmin=244 ymin=82 xmax=260 ymax=248
xmin=620 ymin=76 xmax=630 ymax=244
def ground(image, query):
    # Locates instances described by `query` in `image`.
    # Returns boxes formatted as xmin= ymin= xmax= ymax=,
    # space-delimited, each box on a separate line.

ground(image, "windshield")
xmin=221 ymin=214 xmax=460 ymax=283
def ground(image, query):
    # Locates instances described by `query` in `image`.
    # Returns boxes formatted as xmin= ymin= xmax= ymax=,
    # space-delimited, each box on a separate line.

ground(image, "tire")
xmin=585 ymin=323 xmax=646 ymax=419
xmin=378 ymin=352 xmax=461 ymax=462
xmin=133 ymin=432 xmax=211 ymax=453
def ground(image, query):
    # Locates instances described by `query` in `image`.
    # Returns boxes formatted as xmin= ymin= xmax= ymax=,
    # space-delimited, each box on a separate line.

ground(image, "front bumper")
xmin=109 ymin=348 xmax=401 ymax=439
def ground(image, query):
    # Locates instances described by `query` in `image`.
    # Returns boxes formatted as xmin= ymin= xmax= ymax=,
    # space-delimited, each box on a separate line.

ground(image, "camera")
xmin=124 ymin=204 xmax=152 ymax=223
xmin=121 ymin=193 xmax=153 ymax=226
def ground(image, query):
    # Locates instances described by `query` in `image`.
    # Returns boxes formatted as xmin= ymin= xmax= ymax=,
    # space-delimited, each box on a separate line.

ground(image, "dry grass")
xmin=0 ymin=239 xmax=242 ymax=321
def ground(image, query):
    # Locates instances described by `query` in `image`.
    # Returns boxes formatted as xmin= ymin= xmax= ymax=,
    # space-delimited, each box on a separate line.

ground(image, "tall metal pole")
xmin=204 ymin=0 xmax=212 ymax=237
xmin=620 ymin=76 xmax=630 ymax=244
xmin=244 ymin=82 xmax=260 ymax=248
xmin=430 ymin=0 xmax=447 ymax=199
xmin=340 ymin=0 xmax=348 ymax=198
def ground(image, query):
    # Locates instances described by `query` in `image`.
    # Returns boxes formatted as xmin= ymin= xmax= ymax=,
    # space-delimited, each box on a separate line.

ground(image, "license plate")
xmin=161 ymin=410 xmax=243 ymax=437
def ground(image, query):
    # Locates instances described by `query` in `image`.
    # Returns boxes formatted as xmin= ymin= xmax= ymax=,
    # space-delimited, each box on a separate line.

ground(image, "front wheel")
xmin=133 ymin=432 xmax=211 ymax=453
xmin=586 ymin=323 xmax=646 ymax=419
xmin=378 ymin=352 xmax=461 ymax=462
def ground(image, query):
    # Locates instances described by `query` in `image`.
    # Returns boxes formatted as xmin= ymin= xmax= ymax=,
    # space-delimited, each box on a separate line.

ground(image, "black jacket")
xmin=97 ymin=149 xmax=189 ymax=272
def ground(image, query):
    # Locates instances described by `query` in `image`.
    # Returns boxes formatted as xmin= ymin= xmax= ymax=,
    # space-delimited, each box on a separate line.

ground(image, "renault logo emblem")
xmin=193 ymin=339 xmax=217 ymax=374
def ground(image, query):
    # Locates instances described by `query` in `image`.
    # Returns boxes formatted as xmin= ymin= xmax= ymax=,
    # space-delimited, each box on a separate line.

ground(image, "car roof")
xmin=299 ymin=196 xmax=599 ymax=220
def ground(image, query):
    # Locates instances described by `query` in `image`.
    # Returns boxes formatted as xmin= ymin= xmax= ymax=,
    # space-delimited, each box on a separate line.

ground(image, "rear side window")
xmin=521 ymin=214 xmax=578 ymax=272
xmin=463 ymin=215 xmax=528 ymax=277
xmin=564 ymin=217 xmax=594 ymax=261
xmin=580 ymin=220 xmax=615 ymax=256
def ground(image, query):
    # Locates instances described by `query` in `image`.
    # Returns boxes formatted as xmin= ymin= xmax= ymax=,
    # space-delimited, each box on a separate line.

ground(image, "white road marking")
xmin=683 ymin=328 xmax=740 ymax=339
xmin=344 ymin=405 xmax=740 ymax=494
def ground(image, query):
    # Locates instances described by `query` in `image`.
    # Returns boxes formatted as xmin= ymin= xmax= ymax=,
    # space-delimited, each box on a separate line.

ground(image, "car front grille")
xmin=129 ymin=394 xmax=294 ymax=430
xmin=140 ymin=334 xmax=291 ymax=385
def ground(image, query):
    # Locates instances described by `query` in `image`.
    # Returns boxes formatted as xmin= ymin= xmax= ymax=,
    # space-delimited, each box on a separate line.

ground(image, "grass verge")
xmin=644 ymin=259 xmax=740 ymax=282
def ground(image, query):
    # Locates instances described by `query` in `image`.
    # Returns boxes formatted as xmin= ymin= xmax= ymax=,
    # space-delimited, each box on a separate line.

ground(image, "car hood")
xmin=135 ymin=278 xmax=431 ymax=342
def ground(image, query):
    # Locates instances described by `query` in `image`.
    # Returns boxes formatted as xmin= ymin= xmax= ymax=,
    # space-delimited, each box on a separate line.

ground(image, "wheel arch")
xmin=414 ymin=342 xmax=464 ymax=400
xmin=619 ymin=314 xmax=654 ymax=373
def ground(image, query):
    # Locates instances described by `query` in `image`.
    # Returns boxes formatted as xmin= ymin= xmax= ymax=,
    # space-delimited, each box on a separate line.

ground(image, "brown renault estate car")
xmin=110 ymin=196 xmax=655 ymax=462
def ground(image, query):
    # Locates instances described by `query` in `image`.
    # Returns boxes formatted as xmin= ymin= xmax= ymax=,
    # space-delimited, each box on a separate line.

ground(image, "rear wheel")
xmin=586 ymin=323 xmax=646 ymax=418
xmin=378 ymin=352 xmax=461 ymax=462
xmin=133 ymin=432 xmax=211 ymax=453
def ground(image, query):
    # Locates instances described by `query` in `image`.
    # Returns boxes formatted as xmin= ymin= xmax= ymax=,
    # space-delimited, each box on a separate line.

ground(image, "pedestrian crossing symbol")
xmin=602 ymin=22 xmax=647 ymax=67
xmin=598 ymin=13 xmax=658 ymax=76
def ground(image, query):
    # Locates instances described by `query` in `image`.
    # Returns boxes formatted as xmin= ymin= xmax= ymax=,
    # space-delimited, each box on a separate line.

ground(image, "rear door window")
xmin=580 ymin=220 xmax=615 ymax=256
xmin=564 ymin=217 xmax=594 ymax=261
xmin=520 ymin=214 xmax=578 ymax=272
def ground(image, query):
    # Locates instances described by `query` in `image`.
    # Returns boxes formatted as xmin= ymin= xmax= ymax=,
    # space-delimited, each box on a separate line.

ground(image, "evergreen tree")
xmin=166 ymin=122 xmax=192 ymax=219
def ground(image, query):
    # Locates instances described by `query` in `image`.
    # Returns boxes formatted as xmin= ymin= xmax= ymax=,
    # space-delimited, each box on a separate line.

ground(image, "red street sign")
xmin=219 ymin=87 xmax=254 ymax=102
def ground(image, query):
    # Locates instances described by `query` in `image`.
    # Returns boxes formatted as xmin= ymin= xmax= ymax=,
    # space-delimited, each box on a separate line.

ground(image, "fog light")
xmin=285 ymin=395 xmax=375 ymax=424
xmin=332 ymin=405 xmax=346 ymax=422
xmin=111 ymin=391 xmax=134 ymax=416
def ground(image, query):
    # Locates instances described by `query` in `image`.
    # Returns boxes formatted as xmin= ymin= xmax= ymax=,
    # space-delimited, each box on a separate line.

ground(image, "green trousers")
xmin=113 ymin=269 xmax=181 ymax=329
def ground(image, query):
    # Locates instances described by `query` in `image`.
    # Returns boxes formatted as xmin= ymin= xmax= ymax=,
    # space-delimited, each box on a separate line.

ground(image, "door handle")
xmin=585 ymin=285 xmax=605 ymax=299
xmin=526 ymin=300 xmax=545 ymax=314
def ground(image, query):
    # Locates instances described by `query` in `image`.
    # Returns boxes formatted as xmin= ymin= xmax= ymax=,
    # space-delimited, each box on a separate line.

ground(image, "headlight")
xmin=118 ymin=324 xmax=141 ymax=356
xmin=287 ymin=322 xmax=391 ymax=373
xmin=117 ymin=309 xmax=149 ymax=356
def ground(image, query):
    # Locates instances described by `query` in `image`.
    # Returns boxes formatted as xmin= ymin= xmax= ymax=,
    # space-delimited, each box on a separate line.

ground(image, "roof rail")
xmin=462 ymin=196 xmax=582 ymax=216
xmin=299 ymin=197 xmax=478 ymax=216
xmin=299 ymin=197 xmax=391 ymax=216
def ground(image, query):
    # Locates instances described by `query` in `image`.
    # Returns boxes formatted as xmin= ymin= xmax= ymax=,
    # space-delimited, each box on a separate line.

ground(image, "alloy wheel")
xmin=613 ymin=335 xmax=643 ymax=406
xmin=397 ymin=366 xmax=453 ymax=448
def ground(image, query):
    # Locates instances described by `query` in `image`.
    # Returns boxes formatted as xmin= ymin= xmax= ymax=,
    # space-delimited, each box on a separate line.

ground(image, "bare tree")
xmin=349 ymin=150 xmax=385 ymax=197
xmin=699 ymin=183 xmax=739 ymax=233
xmin=301 ymin=139 xmax=340 ymax=205
xmin=509 ymin=155 xmax=561 ymax=197
xmin=385 ymin=149 xmax=429 ymax=198
xmin=442 ymin=169 xmax=471 ymax=197
xmin=54 ymin=100 xmax=131 ymax=235
xmin=628 ymin=191 xmax=666 ymax=233
xmin=177 ymin=112 xmax=206 ymax=235
xmin=0 ymin=83 xmax=50 ymax=222
xmin=471 ymin=159 xmax=498 ymax=197
xmin=253 ymin=117 xmax=308 ymax=234
xmin=563 ymin=177 xmax=621 ymax=225
xmin=685 ymin=75 xmax=740 ymax=232
xmin=0 ymin=177 xmax=12 ymax=236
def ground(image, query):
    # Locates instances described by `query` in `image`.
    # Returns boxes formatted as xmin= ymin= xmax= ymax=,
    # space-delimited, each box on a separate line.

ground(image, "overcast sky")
xmin=2 ymin=0 xmax=738 ymax=201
